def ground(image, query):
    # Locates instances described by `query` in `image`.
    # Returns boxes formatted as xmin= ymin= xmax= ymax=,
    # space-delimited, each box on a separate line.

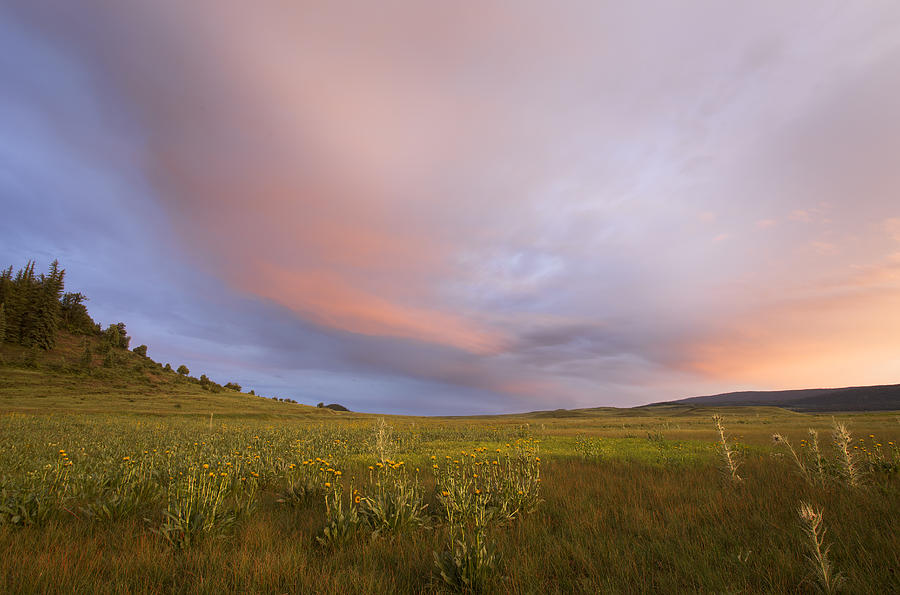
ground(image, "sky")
xmin=2 ymin=1 xmax=900 ymax=415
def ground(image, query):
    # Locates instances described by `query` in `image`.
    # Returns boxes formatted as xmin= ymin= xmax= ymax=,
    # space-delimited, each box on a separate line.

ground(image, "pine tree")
xmin=0 ymin=267 xmax=11 ymax=342
xmin=61 ymin=292 xmax=95 ymax=334
xmin=28 ymin=260 xmax=65 ymax=350
xmin=0 ymin=266 xmax=12 ymax=305
xmin=114 ymin=322 xmax=130 ymax=349
xmin=9 ymin=261 xmax=37 ymax=345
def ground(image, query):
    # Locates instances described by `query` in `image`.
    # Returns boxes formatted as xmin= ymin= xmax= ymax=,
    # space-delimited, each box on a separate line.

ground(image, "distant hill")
xmin=652 ymin=384 xmax=900 ymax=412
xmin=316 ymin=402 xmax=350 ymax=412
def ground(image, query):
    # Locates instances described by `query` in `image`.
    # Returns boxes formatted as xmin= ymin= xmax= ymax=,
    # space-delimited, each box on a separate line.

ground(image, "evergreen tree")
xmin=114 ymin=322 xmax=130 ymax=349
xmin=9 ymin=261 xmax=37 ymax=345
xmin=61 ymin=292 xmax=95 ymax=335
xmin=27 ymin=260 xmax=65 ymax=350
xmin=0 ymin=266 xmax=12 ymax=305
xmin=0 ymin=267 xmax=11 ymax=342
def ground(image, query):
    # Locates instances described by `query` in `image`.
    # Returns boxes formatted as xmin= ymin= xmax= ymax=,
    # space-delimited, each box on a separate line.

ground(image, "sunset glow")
xmin=3 ymin=1 xmax=900 ymax=413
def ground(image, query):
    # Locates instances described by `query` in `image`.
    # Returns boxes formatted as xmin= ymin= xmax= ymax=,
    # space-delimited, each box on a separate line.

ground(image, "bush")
xmin=79 ymin=343 xmax=92 ymax=369
xmin=102 ymin=351 xmax=117 ymax=368
xmin=132 ymin=345 xmax=147 ymax=357
xmin=22 ymin=347 xmax=39 ymax=369
xmin=176 ymin=365 xmax=189 ymax=376
xmin=224 ymin=382 xmax=241 ymax=391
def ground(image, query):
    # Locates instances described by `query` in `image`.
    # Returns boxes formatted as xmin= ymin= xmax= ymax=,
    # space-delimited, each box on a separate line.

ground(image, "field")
xmin=1 ymin=394 xmax=898 ymax=593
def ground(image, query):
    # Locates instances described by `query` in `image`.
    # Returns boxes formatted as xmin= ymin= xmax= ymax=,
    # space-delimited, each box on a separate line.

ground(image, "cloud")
xmin=4 ymin=1 xmax=900 ymax=412
xmin=885 ymin=218 xmax=900 ymax=242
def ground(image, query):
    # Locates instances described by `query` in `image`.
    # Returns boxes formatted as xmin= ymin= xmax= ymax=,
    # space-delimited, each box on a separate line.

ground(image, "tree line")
xmin=0 ymin=260 xmax=132 ymax=351
xmin=1 ymin=259 xmax=255 ymax=398
xmin=0 ymin=259 xmax=339 ymax=407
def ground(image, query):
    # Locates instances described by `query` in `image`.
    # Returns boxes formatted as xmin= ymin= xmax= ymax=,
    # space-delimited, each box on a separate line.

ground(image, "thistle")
xmin=797 ymin=502 xmax=845 ymax=593
xmin=373 ymin=418 xmax=394 ymax=463
xmin=807 ymin=429 xmax=826 ymax=487
xmin=713 ymin=414 xmax=741 ymax=483
xmin=831 ymin=420 xmax=861 ymax=488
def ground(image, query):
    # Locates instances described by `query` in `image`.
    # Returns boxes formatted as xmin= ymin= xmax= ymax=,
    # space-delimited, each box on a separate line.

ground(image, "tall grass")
xmin=0 ymin=411 xmax=897 ymax=592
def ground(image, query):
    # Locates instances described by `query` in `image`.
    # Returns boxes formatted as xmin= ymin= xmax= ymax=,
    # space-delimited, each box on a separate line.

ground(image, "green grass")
xmin=1 ymin=335 xmax=898 ymax=593
xmin=0 ymin=331 xmax=346 ymax=417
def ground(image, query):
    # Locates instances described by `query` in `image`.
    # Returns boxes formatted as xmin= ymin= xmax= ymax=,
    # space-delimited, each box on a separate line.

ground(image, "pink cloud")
xmin=11 ymin=0 xmax=900 ymax=409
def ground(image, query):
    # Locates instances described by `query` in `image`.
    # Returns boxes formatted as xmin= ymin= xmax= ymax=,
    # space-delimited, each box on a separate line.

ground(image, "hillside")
xmin=652 ymin=383 xmax=900 ymax=412
xmin=0 ymin=329 xmax=353 ymax=418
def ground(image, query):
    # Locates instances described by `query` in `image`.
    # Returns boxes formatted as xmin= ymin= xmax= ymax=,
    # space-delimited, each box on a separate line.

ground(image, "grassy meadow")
xmin=1 ymin=335 xmax=898 ymax=593
xmin=1 ymin=392 xmax=898 ymax=593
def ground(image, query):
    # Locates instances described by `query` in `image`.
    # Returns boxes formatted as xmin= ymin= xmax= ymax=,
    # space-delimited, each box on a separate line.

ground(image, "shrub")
xmin=177 ymin=365 xmax=190 ymax=376
xmin=132 ymin=345 xmax=147 ymax=357
xmin=79 ymin=341 xmax=92 ymax=369
xmin=22 ymin=346 xmax=39 ymax=368
xmin=102 ymin=351 xmax=118 ymax=368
